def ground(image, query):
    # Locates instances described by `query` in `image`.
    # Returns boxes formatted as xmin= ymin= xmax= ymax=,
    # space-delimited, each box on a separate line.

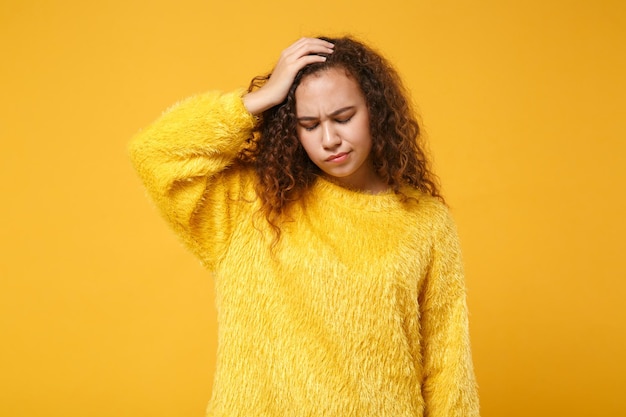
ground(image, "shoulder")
xmin=212 ymin=161 xmax=259 ymax=201
xmin=401 ymin=187 xmax=450 ymax=221
xmin=397 ymin=187 xmax=461 ymax=245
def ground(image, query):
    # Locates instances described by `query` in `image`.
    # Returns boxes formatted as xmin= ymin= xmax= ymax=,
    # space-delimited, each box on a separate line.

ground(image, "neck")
xmin=322 ymin=173 xmax=390 ymax=194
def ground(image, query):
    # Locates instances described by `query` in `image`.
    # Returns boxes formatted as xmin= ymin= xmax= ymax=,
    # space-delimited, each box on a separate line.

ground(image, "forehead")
xmin=295 ymin=68 xmax=365 ymax=113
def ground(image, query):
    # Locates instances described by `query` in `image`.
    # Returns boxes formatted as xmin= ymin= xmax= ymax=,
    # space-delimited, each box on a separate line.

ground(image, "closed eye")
xmin=336 ymin=116 xmax=353 ymax=124
xmin=301 ymin=123 xmax=319 ymax=131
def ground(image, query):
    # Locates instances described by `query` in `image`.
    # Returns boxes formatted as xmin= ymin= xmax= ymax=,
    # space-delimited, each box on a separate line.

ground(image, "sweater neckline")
xmin=309 ymin=176 xmax=404 ymax=212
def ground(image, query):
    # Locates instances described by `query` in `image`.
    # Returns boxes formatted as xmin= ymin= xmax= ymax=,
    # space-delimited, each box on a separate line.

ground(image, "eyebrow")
xmin=297 ymin=106 xmax=355 ymax=122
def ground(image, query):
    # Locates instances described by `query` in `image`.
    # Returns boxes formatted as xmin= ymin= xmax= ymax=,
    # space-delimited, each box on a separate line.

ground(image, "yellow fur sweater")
xmin=130 ymin=91 xmax=480 ymax=417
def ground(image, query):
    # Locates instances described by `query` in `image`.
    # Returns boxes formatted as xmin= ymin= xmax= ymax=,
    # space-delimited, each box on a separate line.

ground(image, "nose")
xmin=321 ymin=123 xmax=341 ymax=149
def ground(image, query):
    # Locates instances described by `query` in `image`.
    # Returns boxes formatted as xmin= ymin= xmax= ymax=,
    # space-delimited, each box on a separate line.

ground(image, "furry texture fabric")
xmin=130 ymin=91 xmax=480 ymax=417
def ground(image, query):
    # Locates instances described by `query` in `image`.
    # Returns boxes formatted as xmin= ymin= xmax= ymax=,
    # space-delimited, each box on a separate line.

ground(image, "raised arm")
xmin=129 ymin=91 xmax=256 ymax=266
xmin=129 ymin=38 xmax=335 ymax=267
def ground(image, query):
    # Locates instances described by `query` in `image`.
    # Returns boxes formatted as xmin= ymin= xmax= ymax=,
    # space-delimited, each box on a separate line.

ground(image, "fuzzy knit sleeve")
xmin=129 ymin=90 xmax=256 ymax=269
xmin=419 ymin=209 xmax=480 ymax=417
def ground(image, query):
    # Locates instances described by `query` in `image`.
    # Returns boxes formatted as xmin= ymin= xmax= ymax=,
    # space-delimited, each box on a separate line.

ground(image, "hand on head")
xmin=243 ymin=38 xmax=334 ymax=115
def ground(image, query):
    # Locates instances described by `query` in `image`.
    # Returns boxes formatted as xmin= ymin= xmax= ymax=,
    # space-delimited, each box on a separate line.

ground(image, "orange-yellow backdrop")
xmin=1 ymin=1 xmax=625 ymax=416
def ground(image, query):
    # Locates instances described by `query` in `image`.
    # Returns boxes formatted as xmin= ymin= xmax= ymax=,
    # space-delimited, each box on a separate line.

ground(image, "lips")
xmin=326 ymin=152 xmax=350 ymax=162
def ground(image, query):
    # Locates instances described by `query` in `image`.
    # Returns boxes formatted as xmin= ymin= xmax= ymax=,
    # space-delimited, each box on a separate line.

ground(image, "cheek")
xmin=354 ymin=121 xmax=373 ymax=148
xmin=297 ymin=133 xmax=317 ymax=158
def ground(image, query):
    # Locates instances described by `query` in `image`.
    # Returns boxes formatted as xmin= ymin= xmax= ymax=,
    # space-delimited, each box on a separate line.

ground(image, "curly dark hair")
xmin=240 ymin=36 xmax=443 ymax=233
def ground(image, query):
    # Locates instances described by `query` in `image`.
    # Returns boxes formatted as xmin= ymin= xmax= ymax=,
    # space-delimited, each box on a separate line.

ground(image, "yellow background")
xmin=1 ymin=0 xmax=624 ymax=416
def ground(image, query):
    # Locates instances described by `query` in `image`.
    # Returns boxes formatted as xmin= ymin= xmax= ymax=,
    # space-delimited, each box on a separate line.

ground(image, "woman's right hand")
xmin=243 ymin=38 xmax=334 ymax=115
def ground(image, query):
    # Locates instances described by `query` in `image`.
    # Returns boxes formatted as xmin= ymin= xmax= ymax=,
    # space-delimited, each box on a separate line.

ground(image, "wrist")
xmin=243 ymin=89 xmax=281 ymax=115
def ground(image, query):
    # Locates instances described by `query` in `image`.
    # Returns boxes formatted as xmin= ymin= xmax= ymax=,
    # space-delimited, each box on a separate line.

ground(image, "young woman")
xmin=130 ymin=36 xmax=479 ymax=417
